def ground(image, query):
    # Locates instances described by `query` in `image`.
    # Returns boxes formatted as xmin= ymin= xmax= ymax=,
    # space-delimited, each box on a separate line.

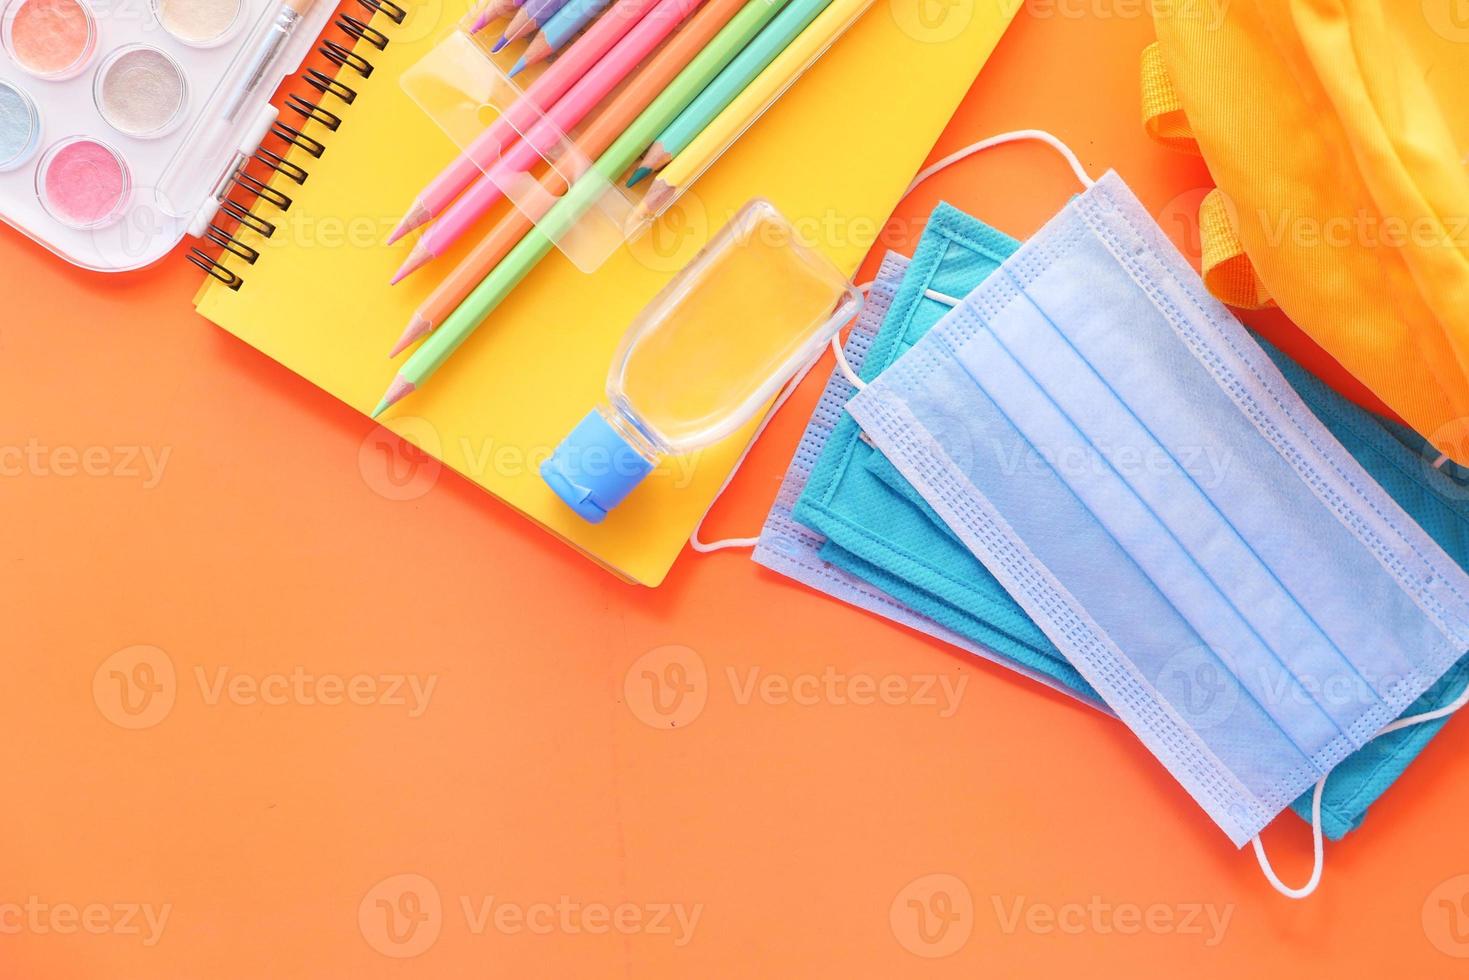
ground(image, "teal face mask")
xmin=780 ymin=192 xmax=1469 ymax=850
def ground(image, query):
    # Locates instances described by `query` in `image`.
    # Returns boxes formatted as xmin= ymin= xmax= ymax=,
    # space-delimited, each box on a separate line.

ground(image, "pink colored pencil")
xmin=388 ymin=0 xmax=662 ymax=243
xmin=393 ymin=0 xmax=705 ymax=281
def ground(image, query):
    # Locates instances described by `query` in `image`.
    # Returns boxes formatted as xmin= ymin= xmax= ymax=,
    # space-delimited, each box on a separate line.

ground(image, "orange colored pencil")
xmin=390 ymin=0 xmax=751 ymax=356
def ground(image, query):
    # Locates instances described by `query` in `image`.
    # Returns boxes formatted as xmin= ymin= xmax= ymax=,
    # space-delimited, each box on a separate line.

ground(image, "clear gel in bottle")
xmin=542 ymin=199 xmax=862 ymax=523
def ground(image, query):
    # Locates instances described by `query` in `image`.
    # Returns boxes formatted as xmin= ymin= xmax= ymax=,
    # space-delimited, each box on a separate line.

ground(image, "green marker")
xmin=373 ymin=0 xmax=794 ymax=417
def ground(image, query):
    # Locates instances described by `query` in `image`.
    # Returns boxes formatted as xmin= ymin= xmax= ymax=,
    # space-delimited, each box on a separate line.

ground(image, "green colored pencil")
xmin=372 ymin=0 xmax=793 ymax=417
xmin=627 ymin=0 xmax=833 ymax=185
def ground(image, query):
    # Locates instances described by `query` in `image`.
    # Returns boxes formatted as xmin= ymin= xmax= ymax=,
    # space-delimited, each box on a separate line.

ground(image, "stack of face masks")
xmin=754 ymin=246 xmax=1102 ymax=705
xmin=788 ymin=204 xmax=1097 ymax=703
xmin=755 ymin=183 xmax=1469 ymax=890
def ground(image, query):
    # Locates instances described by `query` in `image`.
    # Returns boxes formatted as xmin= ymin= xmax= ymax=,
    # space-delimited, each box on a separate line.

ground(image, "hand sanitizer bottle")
xmin=542 ymin=199 xmax=861 ymax=523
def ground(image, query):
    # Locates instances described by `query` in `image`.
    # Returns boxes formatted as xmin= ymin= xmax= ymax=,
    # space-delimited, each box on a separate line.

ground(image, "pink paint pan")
xmin=35 ymin=136 xmax=130 ymax=228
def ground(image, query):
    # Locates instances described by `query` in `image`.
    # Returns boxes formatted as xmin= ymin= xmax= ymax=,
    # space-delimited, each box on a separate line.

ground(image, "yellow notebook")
xmin=194 ymin=0 xmax=1016 ymax=585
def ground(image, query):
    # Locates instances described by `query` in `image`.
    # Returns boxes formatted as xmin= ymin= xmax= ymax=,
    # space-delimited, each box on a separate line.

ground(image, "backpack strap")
xmin=1199 ymin=188 xmax=1275 ymax=310
xmin=1140 ymin=43 xmax=1199 ymax=154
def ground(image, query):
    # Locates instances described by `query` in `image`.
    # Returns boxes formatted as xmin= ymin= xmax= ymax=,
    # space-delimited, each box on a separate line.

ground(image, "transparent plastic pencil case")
xmin=399 ymin=0 xmax=874 ymax=272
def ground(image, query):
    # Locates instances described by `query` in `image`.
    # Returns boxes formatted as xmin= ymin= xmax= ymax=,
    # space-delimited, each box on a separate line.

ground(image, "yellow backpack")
xmin=1143 ymin=1 xmax=1469 ymax=459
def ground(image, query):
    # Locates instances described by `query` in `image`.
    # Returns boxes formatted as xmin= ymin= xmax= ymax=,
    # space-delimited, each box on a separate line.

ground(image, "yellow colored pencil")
xmin=635 ymin=0 xmax=876 ymax=221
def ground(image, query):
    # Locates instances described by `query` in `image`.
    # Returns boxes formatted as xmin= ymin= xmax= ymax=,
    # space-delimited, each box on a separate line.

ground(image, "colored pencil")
xmin=627 ymin=0 xmax=830 ymax=186
xmin=468 ymin=0 xmax=523 ymax=33
xmin=637 ymin=0 xmax=872 ymax=219
xmin=527 ymin=0 xmax=616 ymax=61
xmin=390 ymin=0 xmax=753 ymax=355
xmin=496 ymin=0 xmax=572 ymax=48
xmin=513 ymin=32 xmax=559 ymax=72
xmin=392 ymin=0 xmax=704 ymax=282
xmin=507 ymin=0 xmax=620 ymax=75
xmin=373 ymin=0 xmax=793 ymax=415
xmin=387 ymin=0 xmax=659 ymax=244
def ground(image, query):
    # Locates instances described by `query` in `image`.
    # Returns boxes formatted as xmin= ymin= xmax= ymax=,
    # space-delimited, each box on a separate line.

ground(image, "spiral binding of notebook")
xmin=188 ymin=0 xmax=409 ymax=291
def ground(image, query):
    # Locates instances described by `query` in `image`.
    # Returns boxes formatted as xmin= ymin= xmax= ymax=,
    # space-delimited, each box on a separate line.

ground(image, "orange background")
xmin=3 ymin=3 xmax=1467 ymax=977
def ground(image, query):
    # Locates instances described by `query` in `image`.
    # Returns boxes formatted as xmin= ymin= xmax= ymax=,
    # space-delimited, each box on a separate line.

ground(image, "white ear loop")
xmin=904 ymin=128 xmax=1095 ymax=197
xmin=691 ymin=130 xmax=1094 ymax=551
xmin=830 ymin=288 xmax=962 ymax=392
xmin=1250 ymin=679 xmax=1469 ymax=899
xmin=687 ymin=345 xmax=831 ymax=552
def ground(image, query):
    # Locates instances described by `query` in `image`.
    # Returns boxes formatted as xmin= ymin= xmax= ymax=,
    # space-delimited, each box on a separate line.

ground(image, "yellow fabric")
xmin=1149 ymin=1 xmax=1469 ymax=461
xmin=1139 ymin=42 xmax=1196 ymax=154
xmin=1198 ymin=189 xmax=1273 ymax=310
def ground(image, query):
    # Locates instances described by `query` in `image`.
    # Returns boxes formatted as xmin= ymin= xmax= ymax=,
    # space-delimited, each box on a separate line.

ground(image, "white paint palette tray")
xmin=0 ymin=0 xmax=334 ymax=270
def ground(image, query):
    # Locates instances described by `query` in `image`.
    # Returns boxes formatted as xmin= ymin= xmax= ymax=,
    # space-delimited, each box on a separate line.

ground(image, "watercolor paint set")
xmin=0 ymin=0 xmax=334 ymax=270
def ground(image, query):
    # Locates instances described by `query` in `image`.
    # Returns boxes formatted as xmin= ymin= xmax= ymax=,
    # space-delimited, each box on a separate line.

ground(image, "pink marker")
xmin=387 ymin=0 xmax=661 ymax=244
xmin=392 ymin=0 xmax=704 ymax=282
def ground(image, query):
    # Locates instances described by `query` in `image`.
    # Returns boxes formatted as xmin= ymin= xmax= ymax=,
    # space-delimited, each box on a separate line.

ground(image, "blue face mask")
xmin=844 ymin=259 xmax=1469 ymax=845
xmin=846 ymin=170 xmax=1469 ymax=896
